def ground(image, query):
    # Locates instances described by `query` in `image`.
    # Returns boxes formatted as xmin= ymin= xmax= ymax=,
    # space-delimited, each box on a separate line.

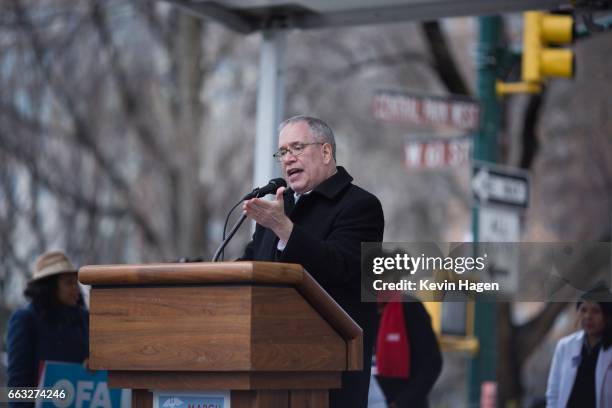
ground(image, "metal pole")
xmin=468 ymin=15 xmax=501 ymax=407
xmin=254 ymin=29 xmax=287 ymax=188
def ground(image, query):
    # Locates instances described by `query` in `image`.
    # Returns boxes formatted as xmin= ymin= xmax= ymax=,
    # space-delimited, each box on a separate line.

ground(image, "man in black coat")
xmin=375 ymin=299 xmax=443 ymax=408
xmin=240 ymin=115 xmax=385 ymax=408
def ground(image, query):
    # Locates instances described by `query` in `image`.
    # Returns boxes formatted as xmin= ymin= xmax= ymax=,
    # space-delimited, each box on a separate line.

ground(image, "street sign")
xmin=478 ymin=207 xmax=521 ymax=294
xmin=472 ymin=162 xmax=529 ymax=208
xmin=478 ymin=206 xmax=520 ymax=242
xmin=374 ymin=90 xmax=480 ymax=131
xmin=405 ymin=137 xmax=471 ymax=169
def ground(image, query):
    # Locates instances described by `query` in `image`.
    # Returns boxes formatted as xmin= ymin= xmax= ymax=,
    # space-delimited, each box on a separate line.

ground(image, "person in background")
xmin=546 ymin=284 xmax=612 ymax=408
xmin=375 ymin=293 xmax=443 ymax=408
xmin=6 ymin=250 xmax=88 ymax=406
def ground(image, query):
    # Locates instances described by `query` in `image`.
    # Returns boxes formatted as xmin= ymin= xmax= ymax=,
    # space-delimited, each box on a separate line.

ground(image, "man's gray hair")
xmin=278 ymin=115 xmax=336 ymax=161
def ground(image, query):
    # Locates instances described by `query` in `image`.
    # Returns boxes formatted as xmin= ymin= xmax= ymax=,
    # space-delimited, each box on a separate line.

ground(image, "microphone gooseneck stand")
xmin=215 ymin=187 xmax=260 ymax=262
xmin=211 ymin=212 xmax=247 ymax=262
xmin=211 ymin=178 xmax=286 ymax=262
xmin=218 ymin=199 xmax=244 ymax=261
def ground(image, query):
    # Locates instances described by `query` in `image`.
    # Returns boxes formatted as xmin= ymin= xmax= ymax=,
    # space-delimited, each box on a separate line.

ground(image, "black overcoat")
xmin=375 ymin=300 xmax=443 ymax=408
xmin=241 ymin=166 xmax=385 ymax=407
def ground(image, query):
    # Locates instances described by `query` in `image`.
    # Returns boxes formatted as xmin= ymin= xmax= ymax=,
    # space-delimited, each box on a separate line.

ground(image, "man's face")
xmin=278 ymin=121 xmax=333 ymax=194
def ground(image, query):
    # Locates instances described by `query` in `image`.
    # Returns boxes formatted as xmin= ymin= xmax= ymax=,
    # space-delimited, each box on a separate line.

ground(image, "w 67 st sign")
xmin=405 ymin=137 xmax=471 ymax=169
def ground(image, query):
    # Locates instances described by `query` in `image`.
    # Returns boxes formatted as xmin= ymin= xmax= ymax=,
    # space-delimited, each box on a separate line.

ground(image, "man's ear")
xmin=322 ymin=143 xmax=333 ymax=164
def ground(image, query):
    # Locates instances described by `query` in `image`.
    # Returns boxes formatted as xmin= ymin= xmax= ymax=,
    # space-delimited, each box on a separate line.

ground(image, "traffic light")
xmin=497 ymin=11 xmax=574 ymax=95
xmin=522 ymin=11 xmax=574 ymax=83
xmin=420 ymin=270 xmax=479 ymax=354
xmin=423 ymin=299 xmax=479 ymax=354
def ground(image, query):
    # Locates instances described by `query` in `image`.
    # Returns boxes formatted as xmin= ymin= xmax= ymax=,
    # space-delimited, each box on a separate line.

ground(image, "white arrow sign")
xmin=472 ymin=163 xmax=529 ymax=208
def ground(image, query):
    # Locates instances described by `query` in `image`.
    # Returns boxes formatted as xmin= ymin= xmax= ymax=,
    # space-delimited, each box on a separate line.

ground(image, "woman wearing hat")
xmin=546 ymin=285 xmax=612 ymax=408
xmin=6 ymin=250 xmax=89 ymax=392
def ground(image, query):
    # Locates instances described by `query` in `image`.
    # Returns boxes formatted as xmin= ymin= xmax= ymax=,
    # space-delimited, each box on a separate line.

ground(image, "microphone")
xmin=211 ymin=177 xmax=287 ymax=262
xmin=242 ymin=178 xmax=287 ymax=200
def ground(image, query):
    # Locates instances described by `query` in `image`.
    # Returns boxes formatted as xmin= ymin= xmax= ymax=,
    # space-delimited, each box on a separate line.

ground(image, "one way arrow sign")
xmin=472 ymin=163 xmax=529 ymax=208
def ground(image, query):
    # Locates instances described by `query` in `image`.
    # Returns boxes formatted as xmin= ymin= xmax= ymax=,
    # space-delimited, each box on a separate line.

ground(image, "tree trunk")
xmin=172 ymin=13 xmax=207 ymax=258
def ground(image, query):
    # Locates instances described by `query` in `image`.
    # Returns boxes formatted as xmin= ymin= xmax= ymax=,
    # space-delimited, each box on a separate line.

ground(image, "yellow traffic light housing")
xmin=419 ymin=270 xmax=479 ymax=355
xmin=523 ymin=11 xmax=574 ymax=82
xmin=497 ymin=11 xmax=574 ymax=96
xmin=423 ymin=300 xmax=479 ymax=355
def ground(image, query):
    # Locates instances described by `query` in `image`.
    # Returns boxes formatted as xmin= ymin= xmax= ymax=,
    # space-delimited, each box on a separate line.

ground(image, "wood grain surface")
xmin=85 ymin=262 xmax=363 ymax=372
xmin=289 ymin=390 xmax=329 ymax=408
xmin=89 ymin=284 xmax=347 ymax=371
xmin=79 ymin=262 xmax=303 ymax=286
xmin=89 ymin=286 xmax=252 ymax=371
xmin=251 ymin=286 xmax=345 ymax=370
xmin=108 ymin=371 xmax=341 ymax=390
xmin=130 ymin=390 xmax=152 ymax=408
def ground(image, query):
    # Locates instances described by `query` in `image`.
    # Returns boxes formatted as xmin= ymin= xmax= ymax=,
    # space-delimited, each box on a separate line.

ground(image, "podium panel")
xmin=80 ymin=262 xmax=362 ymax=408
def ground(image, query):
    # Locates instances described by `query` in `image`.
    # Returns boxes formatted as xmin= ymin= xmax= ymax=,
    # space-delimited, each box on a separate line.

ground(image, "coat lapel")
xmin=283 ymin=166 xmax=351 ymax=219
xmin=313 ymin=166 xmax=353 ymax=199
xmin=596 ymin=345 xmax=612 ymax=408
xmin=561 ymin=332 xmax=584 ymax=408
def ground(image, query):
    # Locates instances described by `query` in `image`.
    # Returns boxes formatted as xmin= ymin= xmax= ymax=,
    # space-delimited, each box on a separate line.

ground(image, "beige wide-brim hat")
xmin=31 ymin=250 xmax=77 ymax=282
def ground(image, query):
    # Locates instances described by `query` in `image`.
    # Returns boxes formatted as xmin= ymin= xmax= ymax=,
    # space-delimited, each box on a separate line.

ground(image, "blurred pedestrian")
xmin=375 ymin=294 xmax=443 ymax=408
xmin=546 ymin=284 xmax=612 ymax=408
xmin=5 ymin=250 xmax=88 ymax=404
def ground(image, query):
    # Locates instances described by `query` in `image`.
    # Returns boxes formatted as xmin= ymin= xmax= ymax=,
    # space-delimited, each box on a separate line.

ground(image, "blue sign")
xmin=36 ymin=361 xmax=127 ymax=408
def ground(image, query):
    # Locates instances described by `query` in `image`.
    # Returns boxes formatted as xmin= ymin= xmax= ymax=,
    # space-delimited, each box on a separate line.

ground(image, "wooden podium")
xmin=78 ymin=261 xmax=363 ymax=408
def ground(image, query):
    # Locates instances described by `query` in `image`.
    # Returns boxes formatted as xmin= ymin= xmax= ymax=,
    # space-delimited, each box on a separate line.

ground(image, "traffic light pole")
xmin=468 ymin=15 xmax=501 ymax=407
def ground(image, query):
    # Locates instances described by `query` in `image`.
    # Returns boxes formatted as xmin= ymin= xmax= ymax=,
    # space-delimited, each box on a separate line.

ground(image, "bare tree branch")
xmin=0 ymin=135 xmax=140 ymax=220
xmin=11 ymin=0 xmax=161 ymax=248
xmin=326 ymin=51 xmax=430 ymax=82
xmin=89 ymin=0 xmax=174 ymax=170
xmin=133 ymin=0 xmax=173 ymax=52
xmin=519 ymin=92 xmax=544 ymax=170
xmin=421 ymin=21 xmax=471 ymax=96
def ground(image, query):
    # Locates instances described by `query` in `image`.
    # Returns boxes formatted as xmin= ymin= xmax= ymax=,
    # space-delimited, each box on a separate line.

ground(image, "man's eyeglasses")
xmin=273 ymin=142 xmax=324 ymax=162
